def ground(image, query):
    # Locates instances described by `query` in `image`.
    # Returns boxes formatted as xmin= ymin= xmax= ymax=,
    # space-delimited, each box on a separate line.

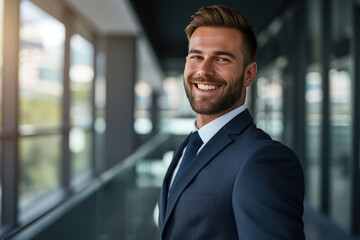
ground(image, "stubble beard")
xmin=184 ymin=73 xmax=244 ymax=115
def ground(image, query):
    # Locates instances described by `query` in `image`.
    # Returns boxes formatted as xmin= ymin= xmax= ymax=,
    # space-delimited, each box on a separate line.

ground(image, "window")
xmin=19 ymin=135 xmax=62 ymax=215
xmin=305 ymin=0 xmax=322 ymax=210
xmin=255 ymin=63 xmax=284 ymax=141
xmin=94 ymin=50 xmax=106 ymax=171
xmin=134 ymin=80 xmax=153 ymax=135
xmin=0 ymin=0 xmax=102 ymax=236
xmin=69 ymin=34 xmax=94 ymax=188
xmin=18 ymin=0 xmax=65 ymax=216
xmin=305 ymin=68 xmax=322 ymax=209
xmin=18 ymin=0 xmax=64 ymax=129
xmin=328 ymin=0 xmax=352 ymax=231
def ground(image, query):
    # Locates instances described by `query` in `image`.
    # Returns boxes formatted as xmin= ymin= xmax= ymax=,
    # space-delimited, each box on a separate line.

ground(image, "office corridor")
xmin=1 ymin=0 xmax=360 ymax=239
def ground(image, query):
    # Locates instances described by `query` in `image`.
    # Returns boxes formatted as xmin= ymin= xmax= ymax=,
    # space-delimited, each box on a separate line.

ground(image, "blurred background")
xmin=0 ymin=0 xmax=359 ymax=239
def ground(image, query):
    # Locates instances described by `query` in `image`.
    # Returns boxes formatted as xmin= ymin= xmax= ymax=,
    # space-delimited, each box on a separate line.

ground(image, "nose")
xmin=197 ymin=59 xmax=215 ymax=77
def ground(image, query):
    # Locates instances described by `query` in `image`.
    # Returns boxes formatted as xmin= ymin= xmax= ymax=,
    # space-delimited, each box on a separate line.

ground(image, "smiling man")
xmin=158 ymin=5 xmax=305 ymax=240
xmin=184 ymin=26 xmax=254 ymax=127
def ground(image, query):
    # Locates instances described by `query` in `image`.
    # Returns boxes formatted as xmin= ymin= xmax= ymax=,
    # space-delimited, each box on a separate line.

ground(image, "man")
xmin=158 ymin=5 xmax=304 ymax=240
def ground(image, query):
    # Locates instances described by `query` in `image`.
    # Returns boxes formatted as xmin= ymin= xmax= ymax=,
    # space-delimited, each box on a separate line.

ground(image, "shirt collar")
xmin=192 ymin=105 xmax=246 ymax=146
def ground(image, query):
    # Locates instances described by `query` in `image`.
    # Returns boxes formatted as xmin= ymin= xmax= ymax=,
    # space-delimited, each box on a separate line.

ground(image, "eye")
xmin=216 ymin=57 xmax=229 ymax=62
xmin=189 ymin=55 xmax=202 ymax=60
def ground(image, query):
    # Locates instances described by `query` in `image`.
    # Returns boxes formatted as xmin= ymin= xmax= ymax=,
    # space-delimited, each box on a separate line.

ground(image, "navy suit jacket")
xmin=158 ymin=110 xmax=305 ymax=240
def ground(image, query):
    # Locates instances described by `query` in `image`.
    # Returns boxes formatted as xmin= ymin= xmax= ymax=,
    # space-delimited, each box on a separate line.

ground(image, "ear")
xmin=243 ymin=62 xmax=257 ymax=87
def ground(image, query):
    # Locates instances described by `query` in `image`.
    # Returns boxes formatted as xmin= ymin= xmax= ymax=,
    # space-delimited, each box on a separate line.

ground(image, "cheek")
xmin=227 ymin=68 xmax=243 ymax=83
xmin=184 ymin=61 xmax=198 ymax=77
xmin=216 ymin=69 xmax=235 ymax=82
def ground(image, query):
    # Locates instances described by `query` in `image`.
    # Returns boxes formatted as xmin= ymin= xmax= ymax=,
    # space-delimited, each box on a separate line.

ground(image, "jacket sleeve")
xmin=232 ymin=143 xmax=305 ymax=240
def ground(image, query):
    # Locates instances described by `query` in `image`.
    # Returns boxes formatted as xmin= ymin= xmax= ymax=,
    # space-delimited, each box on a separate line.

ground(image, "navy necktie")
xmin=173 ymin=131 xmax=203 ymax=184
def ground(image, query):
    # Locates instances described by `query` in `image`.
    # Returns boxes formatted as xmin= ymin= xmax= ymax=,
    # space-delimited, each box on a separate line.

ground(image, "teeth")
xmin=197 ymin=84 xmax=219 ymax=90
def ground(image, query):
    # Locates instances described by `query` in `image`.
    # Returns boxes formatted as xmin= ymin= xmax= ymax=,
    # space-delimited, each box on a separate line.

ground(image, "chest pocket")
xmin=179 ymin=191 xmax=215 ymax=217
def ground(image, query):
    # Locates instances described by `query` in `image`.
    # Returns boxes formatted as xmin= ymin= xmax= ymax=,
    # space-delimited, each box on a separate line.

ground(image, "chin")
xmin=191 ymin=105 xmax=222 ymax=115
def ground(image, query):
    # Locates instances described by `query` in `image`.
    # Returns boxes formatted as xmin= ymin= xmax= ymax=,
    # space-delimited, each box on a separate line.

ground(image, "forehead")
xmin=189 ymin=26 xmax=244 ymax=53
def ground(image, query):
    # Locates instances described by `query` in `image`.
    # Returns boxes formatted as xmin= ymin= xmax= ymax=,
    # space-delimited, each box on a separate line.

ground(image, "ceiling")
xmin=129 ymin=0 xmax=292 ymax=73
xmin=64 ymin=0 xmax=292 ymax=75
xmin=64 ymin=0 xmax=141 ymax=34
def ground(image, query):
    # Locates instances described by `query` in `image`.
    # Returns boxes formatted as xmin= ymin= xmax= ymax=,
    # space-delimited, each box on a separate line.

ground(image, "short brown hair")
xmin=185 ymin=5 xmax=257 ymax=66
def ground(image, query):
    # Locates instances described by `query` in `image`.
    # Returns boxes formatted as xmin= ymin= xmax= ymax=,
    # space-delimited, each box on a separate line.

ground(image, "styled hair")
xmin=185 ymin=5 xmax=257 ymax=66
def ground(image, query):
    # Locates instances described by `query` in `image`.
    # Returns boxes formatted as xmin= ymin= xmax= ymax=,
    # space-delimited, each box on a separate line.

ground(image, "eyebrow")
xmin=188 ymin=49 xmax=236 ymax=59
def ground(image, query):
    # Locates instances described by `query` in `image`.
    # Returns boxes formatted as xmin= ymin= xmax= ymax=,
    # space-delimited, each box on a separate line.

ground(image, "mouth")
xmin=195 ymin=83 xmax=221 ymax=91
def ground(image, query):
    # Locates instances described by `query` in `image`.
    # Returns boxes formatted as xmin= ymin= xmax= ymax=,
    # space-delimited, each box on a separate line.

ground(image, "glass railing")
xmin=7 ymin=133 xmax=185 ymax=240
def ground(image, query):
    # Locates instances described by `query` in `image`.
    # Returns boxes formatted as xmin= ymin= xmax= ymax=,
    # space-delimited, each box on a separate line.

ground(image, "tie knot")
xmin=188 ymin=131 xmax=203 ymax=148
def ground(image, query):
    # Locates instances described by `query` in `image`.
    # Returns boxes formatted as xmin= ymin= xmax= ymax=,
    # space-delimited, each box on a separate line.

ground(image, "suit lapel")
xmin=163 ymin=132 xmax=234 ymax=226
xmin=158 ymin=134 xmax=191 ymax=229
xmin=160 ymin=109 xmax=254 ymax=231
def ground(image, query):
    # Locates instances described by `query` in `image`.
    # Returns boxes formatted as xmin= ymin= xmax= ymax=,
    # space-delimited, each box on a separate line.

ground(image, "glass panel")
xmin=70 ymin=128 xmax=92 ymax=189
xmin=19 ymin=0 xmax=65 ymax=128
xmin=134 ymin=80 xmax=153 ymax=135
xmin=95 ymin=51 xmax=106 ymax=124
xmin=69 ymin=34 xmax=94 ymax=188
xmin=158 ymin=75 xmax=194 ymax=135
xmin=255 ymin=63 xmax=284 ymax=141
xmin=305 ymin=67 xmax=322 ymax=209
xmin=70 ymin=34 xmax=94 ymax=128
xmin=98 ymin=134 xmax=180 ymax=239
xmin=329 ymin=59 xmax=352 ymax=231
xmin=95 ymin=51 xmax=106 ymax=172
xmin=19 ymin=134 xmax=62 ymax=215
xmin=329 ymin=0 xmax=352 ymax=231
xmin=305 ymin=0 xmax=322 ymax=210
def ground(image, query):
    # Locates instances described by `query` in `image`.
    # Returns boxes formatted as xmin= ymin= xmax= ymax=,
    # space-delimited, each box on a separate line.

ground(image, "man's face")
xmin=184 ymin=26 xmax=246 ymax=116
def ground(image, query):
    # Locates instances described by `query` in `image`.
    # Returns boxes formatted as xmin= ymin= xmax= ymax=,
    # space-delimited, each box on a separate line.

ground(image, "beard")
xmin=184 ymin=73 xmax=244 ymax=115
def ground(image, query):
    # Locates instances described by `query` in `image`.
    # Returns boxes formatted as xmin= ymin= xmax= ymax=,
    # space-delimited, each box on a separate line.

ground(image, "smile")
xmin=196 ymin=83 xmax=220 ymax=90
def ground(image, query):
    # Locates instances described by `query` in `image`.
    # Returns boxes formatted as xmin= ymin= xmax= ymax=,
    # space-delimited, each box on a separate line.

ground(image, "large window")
xmin=0 ymin=0 xmax=101 ymax=237
xmin=18 ymin=0 xmax=65 ymax=216
xmin=18 ymin=0 xmax=64 ymax=129
xmin=69 ymin=34 xmax=94 ymax=188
